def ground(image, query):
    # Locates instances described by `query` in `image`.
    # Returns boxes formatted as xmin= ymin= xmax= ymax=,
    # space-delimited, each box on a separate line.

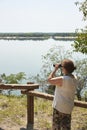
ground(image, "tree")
xmin=73 ymin=0 xmax=87 ymax=100
xmin=75 ymin=58 xmax=87 ymax=100
xmin=73 ymin=0 xmax=87 ymax=54
xmin=41 ymin=45 xmax=73 ymax=79
xmin=75 ymin=0 xmax=87 ymax=20
xmin=73 ymin=30 xmax=87 ymax=54
xmin=1 ymin=72 xmax=26 ymax=84
xmin=39 ymin=45 xmax=73 ymax=94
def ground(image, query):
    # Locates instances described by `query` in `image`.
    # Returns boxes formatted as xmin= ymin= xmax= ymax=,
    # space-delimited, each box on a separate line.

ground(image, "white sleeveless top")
xmin=53 ymin=75 xmax=77 ymax=114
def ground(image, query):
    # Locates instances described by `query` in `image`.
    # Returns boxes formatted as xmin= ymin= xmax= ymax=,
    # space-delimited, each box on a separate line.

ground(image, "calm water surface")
xmin=0 ymin=39 xmax=86 ymax=76
xmin=0 ymin=39 xmax=73 ymax=76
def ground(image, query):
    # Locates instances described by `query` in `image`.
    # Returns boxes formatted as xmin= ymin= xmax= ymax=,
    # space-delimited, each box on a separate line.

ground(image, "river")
xmin=0 ymin=38 xmax=87 ymax=95
xmin=0 ymin=39 xmax=73 ymax=76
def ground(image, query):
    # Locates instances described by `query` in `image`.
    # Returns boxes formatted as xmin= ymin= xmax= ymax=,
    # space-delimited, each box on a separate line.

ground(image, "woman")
xmin=48 ymin=59 xmax=77 ymax=130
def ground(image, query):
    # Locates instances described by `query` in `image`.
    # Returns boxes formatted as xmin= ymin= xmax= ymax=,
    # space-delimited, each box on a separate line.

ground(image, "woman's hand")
xmin=48 ymin=63 xmax=61 ymax=81
xmin=54 ymin=63 xmax=61 ymax=71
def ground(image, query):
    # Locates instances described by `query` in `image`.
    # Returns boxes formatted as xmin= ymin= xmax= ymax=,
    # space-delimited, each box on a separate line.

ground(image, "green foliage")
xmin=1 ymin=72 xmax=26 ymax=84
xmin=80 ymin=0 xmax=87 ymax=20
xmin=72 ymin=58 xmax=87 ymax=99
xmin=75 ymin=58 xmax=87 ymax=78
xmin=73 ymin=32 xmax=87 ymax=54
xmin=73 ymin=0 xmax=87 ymax=54
xmin=41 ymin=45 xmax=73 ymax=79
xmin=75 ymin=0 xmax=87 ymax=21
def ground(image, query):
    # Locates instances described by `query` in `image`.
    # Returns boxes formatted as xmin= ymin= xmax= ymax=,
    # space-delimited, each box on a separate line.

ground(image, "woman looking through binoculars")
xmin=48 ymin=59 xmax=78 ymax=130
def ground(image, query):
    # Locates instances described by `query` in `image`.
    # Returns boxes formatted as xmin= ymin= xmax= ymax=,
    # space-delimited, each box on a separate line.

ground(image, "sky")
xmin=0 ymin=0 xmax=86 ymax=33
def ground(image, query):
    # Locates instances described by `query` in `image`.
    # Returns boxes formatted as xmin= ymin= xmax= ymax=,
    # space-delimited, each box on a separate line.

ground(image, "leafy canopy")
xmin=73 ymin=0 xmax=87 ymax=54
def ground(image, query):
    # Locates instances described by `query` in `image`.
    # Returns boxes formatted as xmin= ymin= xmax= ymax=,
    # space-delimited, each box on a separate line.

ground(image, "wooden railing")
xmin=21 ymin=90 xmax=87 ymax=129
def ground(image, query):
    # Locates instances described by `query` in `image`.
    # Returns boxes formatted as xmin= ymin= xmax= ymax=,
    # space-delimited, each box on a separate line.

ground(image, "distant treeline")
xmin=0 ymin=32 xmax=77 ymax=41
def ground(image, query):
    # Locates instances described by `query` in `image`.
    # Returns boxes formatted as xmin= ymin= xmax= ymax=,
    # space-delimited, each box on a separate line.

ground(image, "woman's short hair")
xmin=62 ymin=59 xmax=76 ymax=73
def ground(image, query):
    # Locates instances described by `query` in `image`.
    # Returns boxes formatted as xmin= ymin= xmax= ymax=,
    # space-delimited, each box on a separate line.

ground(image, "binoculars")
xmin=53 ymin=64 xmax=62 ymax=68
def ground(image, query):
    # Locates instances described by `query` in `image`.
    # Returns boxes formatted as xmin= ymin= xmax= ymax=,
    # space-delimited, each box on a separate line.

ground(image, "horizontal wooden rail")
xmin=74 ymin=100 xmax=87 ymax=108
xmin=0 ymin=83 xmax=39 ymax=90
xmin=22 ymin=90 xmax=53 ymax=100
xmin=21 ymin=90 xmax=87 ymax=108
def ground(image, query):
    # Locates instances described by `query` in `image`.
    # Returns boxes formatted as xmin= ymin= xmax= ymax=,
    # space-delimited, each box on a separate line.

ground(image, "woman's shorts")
xmin=52 ymin=108 xmax=71 ymax=130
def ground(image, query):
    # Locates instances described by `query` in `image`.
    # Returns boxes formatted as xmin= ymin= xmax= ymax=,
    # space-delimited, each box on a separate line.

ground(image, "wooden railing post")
xmin=26 ymin=82 xmax=37 ymax=129
xmin=27 ymin=94 xmax=34 ymax=129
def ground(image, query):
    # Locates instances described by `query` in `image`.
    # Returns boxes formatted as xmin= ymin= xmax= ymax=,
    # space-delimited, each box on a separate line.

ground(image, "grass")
xmin=0 ymin=94 xmax=87 ymax=130
xmin=0 ymin=94 xmax=27 ymax=125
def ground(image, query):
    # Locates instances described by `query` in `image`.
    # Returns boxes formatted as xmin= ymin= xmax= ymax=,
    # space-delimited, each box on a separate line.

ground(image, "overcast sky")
xmin=0 ymin=0 xmax=86 ymax=32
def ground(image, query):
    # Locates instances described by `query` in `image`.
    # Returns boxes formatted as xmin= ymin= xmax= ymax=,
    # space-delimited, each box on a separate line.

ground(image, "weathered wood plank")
xmin=74 ymin=100 xmax=87 ymax=108
xmin=25 ymin=90 xmax=53 ymax=100
xmin=0 ymin=83 xmax=39 ymax=90
xmin=24 ymin=90 xmax=87 ymax=108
